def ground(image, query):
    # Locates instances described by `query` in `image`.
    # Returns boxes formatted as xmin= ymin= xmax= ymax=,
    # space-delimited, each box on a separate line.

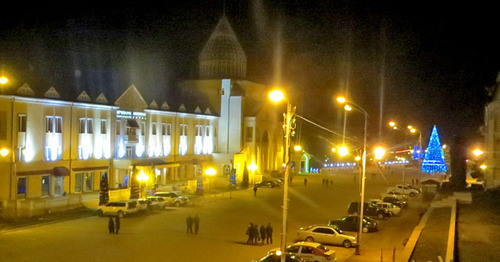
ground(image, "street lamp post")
xmin=269 ymin=90 xmax=296 ymax=262
xmin=388 ymin=122 xmax=422 ymax=184
xmin=336 ymin=97 xmax=367 ymax=255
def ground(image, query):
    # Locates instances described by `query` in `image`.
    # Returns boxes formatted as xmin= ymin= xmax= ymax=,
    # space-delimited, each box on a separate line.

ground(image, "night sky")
xmin=1 ymin=1 xmax=499 ymax=162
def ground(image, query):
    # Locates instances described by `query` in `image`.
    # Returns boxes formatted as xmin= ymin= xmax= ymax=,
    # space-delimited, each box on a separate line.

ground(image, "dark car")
xmin=347 ymin=202 xmax=391 ymax=219
xmin=328 ymin=215 xmax=378 ymax=233
xmin=255 ymin=180 xmax=279 ymax=188
xmin=382 ymin=196 xmax=408 ymax=209
xmin=254 ymin=253 xmax=305 ymax=262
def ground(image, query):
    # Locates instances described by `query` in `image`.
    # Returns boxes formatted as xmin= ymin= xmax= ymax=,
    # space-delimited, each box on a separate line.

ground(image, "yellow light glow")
xmin=389 ymin=121 xmax=396 ymax=127
xmin=442 ymin=144 xmax=447 ymax=149
xmin=269 ymin=90 xmax=285 ymax=102
xmin=294 ymin=145 xmax=302 ymax=151
xmin=393 ymin=126 xmax=398 ymax=130
xmin=472 ymin=149 xmax=484 ymax=157
xmin=0 ymin=77 xmax=8 ymax=85
xmin=479 ymin=164 xmax=487 ymax=170
xmin=0 ymin=148 xmax=10 ymax=157
xmin=248 ymin=163 xmax=258 ymax=172
xmin=407 ymin=125 xmax=413 ymax=129
xmin=276 ymin=250 xmax=282 ymax=256
xmin=336 ymin=96 xmax=346 ymax=104
xmin=355 ymin=156 xmax=361 ymax=161
xmin=137 ymin=170 xmax=149 ymax=182
xmin=331 ymin=147 xmax=336 ymax=153
xmin=374 ymin=147 xmax=386 ymax=160
xmin=410 ymin=128 xmax=416 ymax=133
xmin=338 ymin=146 xmax=348 ymax=157
xmin=344 ymin=104 xmax=352 ymax=111
xmin=205 ymin=168 xmax=217 ymax=176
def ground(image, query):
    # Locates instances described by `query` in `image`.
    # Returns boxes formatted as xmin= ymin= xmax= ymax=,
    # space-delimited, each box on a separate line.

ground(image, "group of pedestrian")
xmin=107 ymin=216 xmax=121 ymax=234
xmin=186 ymin=214 xmax=200 ymax=234
xmin=322 ymin=177 xmax=333 ymax=186
xmin=246 ymin=223 xmax=273 ymax=245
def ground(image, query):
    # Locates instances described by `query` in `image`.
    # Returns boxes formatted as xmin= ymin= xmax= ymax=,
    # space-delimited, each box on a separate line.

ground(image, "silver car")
xmin=296 ymin=225 xmax=357 ymax=248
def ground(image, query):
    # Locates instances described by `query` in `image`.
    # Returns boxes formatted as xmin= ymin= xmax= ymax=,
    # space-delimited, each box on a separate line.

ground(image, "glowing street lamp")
xmin=472 ymin=149 xmax=484 ymax=157
xmin=269 ymin=89 xmax=296 ymax=262
xmin=338 ymin=146 xmax=348 ymax=157
xmin=294 ymin=145 xmax=302 ymax=152
xmin=374 ymin=147 xmax=386 ymax=160
xmin=0 ymin=77 xmax=8 ymax=85
xmin=136 ymin=170 xmax=149 ymax=198
xmin=0 ymin=148 xmax=10 ymax=157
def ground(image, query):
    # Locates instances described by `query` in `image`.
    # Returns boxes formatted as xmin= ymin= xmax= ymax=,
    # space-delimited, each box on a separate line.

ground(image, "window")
xmin=205 ymin=126 xmax=210 ymax=136
xmin=54 ymin=176 xmax=64 ymax=196
xmin=75 ymin=172 xmax=94 ymax=192
xmin=46 ymin=116 xmax=62 ymax=133
xmin=18 ymin=114 xmax=27 ymax=132
xmin=152 ymin=122 xmax=157 ymax=135
xmin=79 ymin=118 xmax=93 ymax=134
xmin=246 ymin=126 xmax=253 ymax=142
xmin=101 ymin=119 xmax=107 ymax=134
xmin=196 ymin=125 xmax=203 ymax=136
xmin=116 ymin=120 xmax=121 ymax=135
xmin=84 ymin=172 xmax=93 ymax=191
xmin=141 ymin=122 xmax=145 ymax=136
xmin=41 ymin=176 xmax=50 ymax=196
xmin=161 ymin=123 xmax=166 ymax=135
xmin=180 ymin=124 xmax=187 ymax=136
xmin=301 ymin=247 xmax=314 ymax=254
xmin=17 ymin=177 xmax=27 ymax=198
xmin=166 ymin=123 xmax=171 ymax=135
xmin=286 ymin=246 xmax=300 ymax=253
xmin=75 ymin=173 xmax=83 ymax=193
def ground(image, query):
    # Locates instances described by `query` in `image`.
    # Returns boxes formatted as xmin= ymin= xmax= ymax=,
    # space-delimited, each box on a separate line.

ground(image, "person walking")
xmin=259 ymin=224 xmax=266 ymax=245
xmin=322 ymin=178 xmax=325 ymax=186
xmin=304 ymin=178 xmax=307 ymax=186
xmin=114 ymin=216 xmax=120 ymax=234
xmin=326 ymin=179 xmax=329 ymax=186
xmin=193 ymin=214 xmax=200 ymax=234
xmin=186 ymin=215 xmax=193 ymax=234
xmin=108 ymin=216 xmax=115 ymax=234
xmin=246 ymin=223 xmax=254 ymax=244
xmin=254 ymin=224 xmax=259 ymax=244
xmin=253 ymin=185 xmax=258 ymax=197
xmin=265 ymin=223 xmax=273 ymax=244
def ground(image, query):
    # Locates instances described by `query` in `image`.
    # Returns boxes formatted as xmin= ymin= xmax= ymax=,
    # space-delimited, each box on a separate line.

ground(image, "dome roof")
xmin=199 ymin=16 xmax=247 ymax=79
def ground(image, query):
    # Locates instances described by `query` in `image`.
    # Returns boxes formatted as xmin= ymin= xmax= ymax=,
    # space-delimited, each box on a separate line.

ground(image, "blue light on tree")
xmin=421 ymin=125 xmax=447 ymax=173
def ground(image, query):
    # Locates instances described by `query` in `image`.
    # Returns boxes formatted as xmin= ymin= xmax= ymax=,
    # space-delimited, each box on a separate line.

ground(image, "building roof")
xmin=199 ymin=15 xmax=247 ymax=79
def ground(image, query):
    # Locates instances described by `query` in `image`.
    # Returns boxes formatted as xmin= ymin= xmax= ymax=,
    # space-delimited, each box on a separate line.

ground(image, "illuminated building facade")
xmin=0 ymin=15 xmax=284 ymax=217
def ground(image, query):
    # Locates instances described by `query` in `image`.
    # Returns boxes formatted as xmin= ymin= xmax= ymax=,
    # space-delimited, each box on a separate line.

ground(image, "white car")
xmin=154 ymin=192 xmax=190 ymax=206
xmin=296 ymin=225 xmax=357 ymax=248
xmin=98 ymin=199 xmax=142 ymax=217
xmin=269 ymin=242 xmax=336 ymax=262
xmin=368 ymin=199 xmax=401 ymax=216
xmin=146 ymin=196 xmax=168 ymax=209
xmin=386 ymin=185 xmax=419 ymax=197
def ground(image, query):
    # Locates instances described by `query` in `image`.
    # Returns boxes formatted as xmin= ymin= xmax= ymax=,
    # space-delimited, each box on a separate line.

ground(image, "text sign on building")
xmin=116 ymin=110 xmax=147 ymax=120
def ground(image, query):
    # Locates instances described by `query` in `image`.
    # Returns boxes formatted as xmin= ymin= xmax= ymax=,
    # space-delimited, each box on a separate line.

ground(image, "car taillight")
xmin=324 ymin=254 xmax=332 ymax=260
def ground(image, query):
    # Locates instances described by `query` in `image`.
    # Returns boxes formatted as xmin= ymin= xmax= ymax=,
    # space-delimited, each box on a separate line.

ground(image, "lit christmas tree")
xmin=421 ymin=125 xmax=448 ymax=173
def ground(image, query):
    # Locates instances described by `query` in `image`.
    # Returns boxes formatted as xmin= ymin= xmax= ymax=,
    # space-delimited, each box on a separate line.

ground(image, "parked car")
xmin=328 ymin=215 xmax=378 ymax=233
xmin=154 ymin=192 xmax=190 ymax=206
xmin=146 ymin=196 xmax=168 ymax=209
xmin=347 ymin=202 xmax=391 ymax=219
xmin=382 ymin=196 xmax=408 ymax=209
xmin=381 ymin=192 xmax=409 ymax=202
xmin=97 ymin=199 xmax=143 ymax=217
xmin=296 ymin=225 xmax=357 ymax=248
xmin=367 ymin=199 xmax=401 ymax=216
xmin=403 ymin=183 xmax=422 ymax=193
xmin=386 ymin=185 xmax=419 ymax=197
xmin=253 ymin=252 xmax=305 ymax=262
xmin=138 ymin=198 xmax=151 ymax=210
xmin=256 ymin=180 xmax=280 ymax=188
xmin=268 ymin=242 xmax=336 ymax=262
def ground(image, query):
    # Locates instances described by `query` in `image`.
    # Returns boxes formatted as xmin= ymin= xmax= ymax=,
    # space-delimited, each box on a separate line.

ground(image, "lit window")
xmin=18 ymin=114 xmax=27 ymax=132
xmin=101 ymin=119 xmax=107 ymax=134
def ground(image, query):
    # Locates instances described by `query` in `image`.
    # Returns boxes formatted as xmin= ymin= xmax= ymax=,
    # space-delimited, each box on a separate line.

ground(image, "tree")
xmin=421 ymin=126 xmax=448 ymax=173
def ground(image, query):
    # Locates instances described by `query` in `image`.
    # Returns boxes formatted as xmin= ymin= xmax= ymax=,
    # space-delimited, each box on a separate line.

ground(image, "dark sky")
xmin=1 ymin=1 xmax=499 ymax=161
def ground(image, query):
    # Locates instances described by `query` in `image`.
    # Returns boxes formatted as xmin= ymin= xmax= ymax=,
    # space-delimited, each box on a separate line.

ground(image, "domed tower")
xmin=199 ymin=15 xmax=247 ymax=79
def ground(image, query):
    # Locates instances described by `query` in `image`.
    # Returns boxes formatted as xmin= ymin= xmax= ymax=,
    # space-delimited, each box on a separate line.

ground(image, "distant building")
xmin=484 ymin=73 xmax=500 ymax=189
xmin=0 ymin=15 xmax=283 ymax=217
